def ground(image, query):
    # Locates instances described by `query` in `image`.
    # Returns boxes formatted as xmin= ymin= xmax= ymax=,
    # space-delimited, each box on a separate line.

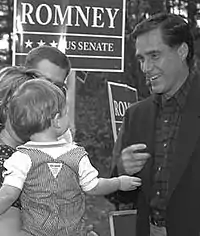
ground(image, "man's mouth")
xmin=146 ymin=75 xmax=160 ymax=87
xmin=149 ymin=75 xmax=159 ymax=82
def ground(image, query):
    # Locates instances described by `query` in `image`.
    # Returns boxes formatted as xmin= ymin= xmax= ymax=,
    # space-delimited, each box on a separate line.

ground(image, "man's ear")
xmin=51 ymin=113 xmax=61 ymax=128
xmin=177 ymin=43 xmax=188 ymax=61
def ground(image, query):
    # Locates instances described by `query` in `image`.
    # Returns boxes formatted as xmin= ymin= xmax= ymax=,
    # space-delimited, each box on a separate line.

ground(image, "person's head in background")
xmin=24 ymin=45 xmax=71 ymax=96
xmin=133 ymin=12 xmax=194 ymax=97
xmin=0 ymin=66 xmax=46 ymax=147
xmin=8 ymin=79 xmax=69 ymax=143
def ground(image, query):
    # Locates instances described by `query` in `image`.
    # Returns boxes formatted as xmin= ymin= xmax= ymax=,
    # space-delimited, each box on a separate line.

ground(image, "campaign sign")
xmin=12 ymin=0 xmax=126 ymax=72
xmin=107 ymin=81 xmax=138 ymax=142
xmin=109 ymin=210 xmax=137 ymax=236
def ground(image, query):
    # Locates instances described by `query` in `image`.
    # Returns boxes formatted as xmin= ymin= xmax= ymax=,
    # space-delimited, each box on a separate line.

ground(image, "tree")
xmin=0 ymin=0 xmax=13 ymax=64
xmin=148 ymin=0 xmax=166 ymax=14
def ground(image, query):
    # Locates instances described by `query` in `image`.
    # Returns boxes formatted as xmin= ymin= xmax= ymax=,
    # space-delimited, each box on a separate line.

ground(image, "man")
xmin=114 ymin=13 xmax=200 ymax=236
xmin=24 ymin=45 xmax=76 ymax=142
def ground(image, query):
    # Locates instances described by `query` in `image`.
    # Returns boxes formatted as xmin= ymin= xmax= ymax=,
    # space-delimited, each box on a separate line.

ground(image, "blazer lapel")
xmin=167 ymin=75 xmax=200 ymax=202
xmin=138 ymin=95 xmax=158 ymax=200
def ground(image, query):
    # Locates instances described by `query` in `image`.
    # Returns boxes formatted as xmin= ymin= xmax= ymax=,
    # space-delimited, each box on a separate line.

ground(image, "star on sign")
xmin=37 ymin=40 xmax=46 ymax=47
xmin=49 ymin=40 xmax=58 ymax=47
xmin=25 ymin=39 xmax=33 ymax=48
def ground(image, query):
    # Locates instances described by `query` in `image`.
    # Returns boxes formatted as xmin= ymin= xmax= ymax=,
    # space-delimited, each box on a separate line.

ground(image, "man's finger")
xmin=122 ymin=143 xmax=147 ymax=154
xmin=123 ymin=153 xmax=150 ymax=162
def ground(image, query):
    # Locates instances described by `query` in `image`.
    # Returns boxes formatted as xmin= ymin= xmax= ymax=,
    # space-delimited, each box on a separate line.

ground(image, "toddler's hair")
xmin=8 ymin=79 xmax=67 ymax=142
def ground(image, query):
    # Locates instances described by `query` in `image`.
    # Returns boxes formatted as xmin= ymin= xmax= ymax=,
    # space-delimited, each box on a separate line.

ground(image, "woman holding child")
xmin=0 ymin=65 xmax=141 ymax=236
xmin=0 ymin=66 xmax=45 ymax=236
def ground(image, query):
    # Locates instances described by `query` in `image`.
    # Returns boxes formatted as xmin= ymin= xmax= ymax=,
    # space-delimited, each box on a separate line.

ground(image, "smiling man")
xmin=111 ymin=13 xmax=200 ymax=236
xmin=135 ymin=24 xmax=189 ymax=98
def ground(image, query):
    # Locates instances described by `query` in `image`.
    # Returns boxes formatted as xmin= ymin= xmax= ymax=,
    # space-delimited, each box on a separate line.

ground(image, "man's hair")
xmin=8 ymin=79 xmax=67 ymax=142
xmin=132 ymin=12 xmax=194 ymax=67
xmin=0 ymin=66 xmax=45 ymax=131
xmin=25 ymin=45 xmax=71 ymax=78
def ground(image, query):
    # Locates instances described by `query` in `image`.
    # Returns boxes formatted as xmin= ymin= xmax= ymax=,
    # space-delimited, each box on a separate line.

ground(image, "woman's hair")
xmin=8 ymin=79 xmax=67 ymax=142
xmin=0 ymin=66 xmax=46 ymax=131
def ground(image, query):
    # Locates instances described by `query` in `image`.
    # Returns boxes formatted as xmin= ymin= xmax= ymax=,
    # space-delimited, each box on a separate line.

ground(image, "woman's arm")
xmin=0 ymin=185 xmax=21 ymax=215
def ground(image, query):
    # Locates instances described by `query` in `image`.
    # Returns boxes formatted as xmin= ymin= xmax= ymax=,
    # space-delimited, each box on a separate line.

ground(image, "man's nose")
xmin=142 ymin=59 xmax=154 ymax=74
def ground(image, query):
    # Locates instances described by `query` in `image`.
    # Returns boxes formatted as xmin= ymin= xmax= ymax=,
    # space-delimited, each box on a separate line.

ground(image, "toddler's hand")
xmin=118 ymin=175 xmax=141 ymax=191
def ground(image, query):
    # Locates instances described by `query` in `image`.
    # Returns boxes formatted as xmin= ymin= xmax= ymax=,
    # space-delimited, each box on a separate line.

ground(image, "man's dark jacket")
xmin=114 ymin=71 xmax=200 ymax=236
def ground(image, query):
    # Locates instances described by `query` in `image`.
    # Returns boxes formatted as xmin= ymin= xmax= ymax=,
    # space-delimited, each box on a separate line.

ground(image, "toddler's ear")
xmin=51 ymin=113 xmax=61 ymax=128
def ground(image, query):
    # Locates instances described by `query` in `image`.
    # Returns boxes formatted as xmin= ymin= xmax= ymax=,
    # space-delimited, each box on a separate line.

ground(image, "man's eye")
xmin=151 ymin=53 xmax=160 ymax=60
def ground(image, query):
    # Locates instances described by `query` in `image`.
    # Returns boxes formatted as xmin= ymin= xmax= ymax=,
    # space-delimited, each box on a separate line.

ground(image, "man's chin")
xmin=151 ymin=87 xmax=162 ymax=94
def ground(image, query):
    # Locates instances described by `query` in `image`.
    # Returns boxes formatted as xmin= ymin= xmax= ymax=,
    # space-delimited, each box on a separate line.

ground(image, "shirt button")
xmin=164 ymin=143 xmax=167 ymax=148
xmin=158 ymin=166 xmax=161 ymax=171
xmin=156 ymin=191 xmax=160 ymax=196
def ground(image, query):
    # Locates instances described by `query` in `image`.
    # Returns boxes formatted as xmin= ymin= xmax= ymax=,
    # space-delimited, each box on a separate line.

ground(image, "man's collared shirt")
xmin=150 ymin=71 xmax=194 ymax=221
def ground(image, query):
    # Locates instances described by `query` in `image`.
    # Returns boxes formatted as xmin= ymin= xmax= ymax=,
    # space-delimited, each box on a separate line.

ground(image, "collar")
xmin=153 ymin=69 xmax=195 ymax=110
xmin=18 ymin=138 xmax=68 ymax=149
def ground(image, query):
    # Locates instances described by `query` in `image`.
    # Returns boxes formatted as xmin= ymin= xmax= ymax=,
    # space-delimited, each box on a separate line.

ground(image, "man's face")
xmin=135 ymin=28 xmax=184 ymax=97
xmin=34 ymin=59 xmax=68 ymax=96
xmin=35 ymin=59 xmax=67 ymax=84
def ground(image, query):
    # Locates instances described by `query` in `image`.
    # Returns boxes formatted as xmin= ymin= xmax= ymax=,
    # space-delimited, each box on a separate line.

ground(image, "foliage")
xmin=0 ymin=0 xmax=13 ymax=63
xmin=75 ymin=74 xmax=114 ymax=176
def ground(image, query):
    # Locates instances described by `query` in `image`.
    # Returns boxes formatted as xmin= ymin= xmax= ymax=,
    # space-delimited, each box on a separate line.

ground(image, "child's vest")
xmin=18 ymin=146 xmax=87 ymax=236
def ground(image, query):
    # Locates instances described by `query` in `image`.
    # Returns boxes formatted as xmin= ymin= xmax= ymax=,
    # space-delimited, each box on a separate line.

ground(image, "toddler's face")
xmin=57 ymin=106 xmax=69 ymax=136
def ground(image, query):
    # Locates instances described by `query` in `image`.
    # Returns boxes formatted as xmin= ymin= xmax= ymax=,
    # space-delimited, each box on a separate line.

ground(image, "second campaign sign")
xmin=13 ymin=0 xmax=126 ymax=72
xmin=107 ymin=82 xmax=138 ymax=142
